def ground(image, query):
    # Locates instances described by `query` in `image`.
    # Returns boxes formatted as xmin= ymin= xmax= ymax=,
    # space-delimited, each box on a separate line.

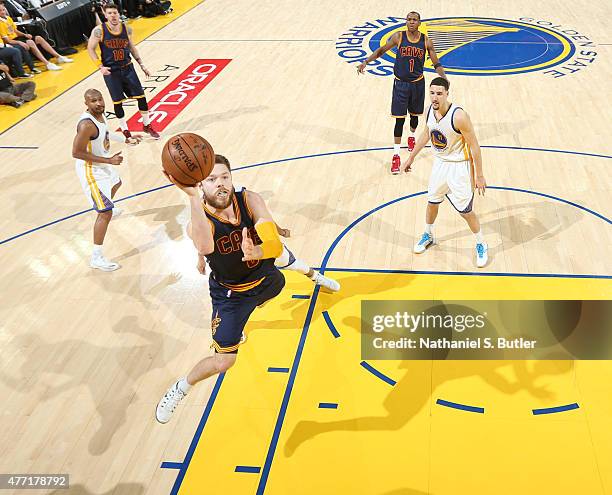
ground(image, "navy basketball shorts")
xmin=103 ymin=63 xmax=145 ymax=104
xmin=391 ymin=77 xmax=425 ymax=117
xmin=208 ymin=269 xmax=286 ymax=353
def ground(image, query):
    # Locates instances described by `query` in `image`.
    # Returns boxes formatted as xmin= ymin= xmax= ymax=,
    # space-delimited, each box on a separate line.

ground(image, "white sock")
xmin=393 ymin=143 xmax=400 ymax=155
xmin=475 ymin=230 xmax=484 ymax=244
xmin=141 ymin=111 xmax=150 ymax=126
xmin=425 ymin=224 xmax=433 ymax=235
xmin=118 ymin=118 xmax=128 ymax=132
xmin=287 ymin=259 xmax=310 ymax=275
xmin=92 ymin=244 xmax=103 ymax=257
xmin=177 ymin=377 xmax=192 ymax=394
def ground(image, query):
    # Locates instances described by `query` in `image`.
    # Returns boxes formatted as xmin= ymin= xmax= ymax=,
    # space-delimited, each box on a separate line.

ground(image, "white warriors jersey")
xmin=426 ymin=103 xmax=471 ymax=162
xmin=75 ymin=112 xmax=112 ymax=167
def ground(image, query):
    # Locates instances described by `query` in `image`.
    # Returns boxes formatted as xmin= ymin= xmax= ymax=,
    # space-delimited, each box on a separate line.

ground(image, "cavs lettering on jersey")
xmin=75 ymin=112 xmax=111 ymax=166
xmin=99 ymin=22 xmax=131 ymax=69
xmin=426 ymin=103 xmax=471 ymax=162
xmin=204 ymin=188 xmax=276 ymax=291
xmin=394 ymin=31 xmax=426 ymax=82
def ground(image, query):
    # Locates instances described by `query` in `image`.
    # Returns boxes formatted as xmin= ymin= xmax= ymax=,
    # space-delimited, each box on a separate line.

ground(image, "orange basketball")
xmin=161 ymin=133 xmax=215 ymax=186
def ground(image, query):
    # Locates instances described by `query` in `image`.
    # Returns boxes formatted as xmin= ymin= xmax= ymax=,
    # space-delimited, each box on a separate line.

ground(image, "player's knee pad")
xmin=394 ymin=118 xmax=405 ymax=138
xmin=114 ymin=103 xmax=125 ymax=119
xmin=137 ymin=98 xmax=148 ymax=111
xmin=410 ymin=115 xmax=418 ymax=130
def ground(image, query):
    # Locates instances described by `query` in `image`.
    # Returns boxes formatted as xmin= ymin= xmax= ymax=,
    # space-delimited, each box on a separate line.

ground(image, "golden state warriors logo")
xmin=103 ymin=131 xmax=110 ymax=152
xmin=336 ymin=17 xmax=598 ymax=78
xmin=430 ymin=129 xmax=447 ymax=150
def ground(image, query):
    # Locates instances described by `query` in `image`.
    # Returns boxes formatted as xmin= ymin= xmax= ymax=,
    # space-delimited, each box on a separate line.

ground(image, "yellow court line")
xmin=0 ymin=0 xmax=206 ymax=135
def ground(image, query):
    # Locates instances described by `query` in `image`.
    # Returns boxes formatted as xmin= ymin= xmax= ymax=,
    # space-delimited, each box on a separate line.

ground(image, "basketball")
xmin=161 ymin=133 xmax=215 ymax=186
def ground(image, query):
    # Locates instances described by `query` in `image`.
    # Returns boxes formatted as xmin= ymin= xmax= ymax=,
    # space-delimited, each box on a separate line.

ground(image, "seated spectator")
xmin=0 ymin=38 xmax=33 ymax=77
xmin=0 ymin=61 xmax=35 ymax=107
xmin=0 ymin=2 xmax=73 ymax=71
xmin=2 ymin=0 xmax=27 ymax=20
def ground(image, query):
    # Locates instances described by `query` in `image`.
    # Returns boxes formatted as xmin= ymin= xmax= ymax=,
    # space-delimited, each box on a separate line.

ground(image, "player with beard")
xmin=156 ymin=154 xmax=340 ymax=424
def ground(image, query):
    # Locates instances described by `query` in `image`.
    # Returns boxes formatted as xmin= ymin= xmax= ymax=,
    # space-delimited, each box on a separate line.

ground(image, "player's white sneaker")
xmin=57 ymin=56 xmax=73 ymax=63
xmin=156 ymin=380 xmax=186 ymax=424
xmin=310 ymin=271 xmax=340 ymax=293
xmin=112 ymin=207 xmax=123 ymax=218
xmin=90 ymin=255 xmax=120 ymax=271
xmin=414 ymin=232 xmax=434 ymax=254
xmin=476 ymin=242 xmax=488 ymax=268
xmin=46 ymin=62 xmax=61 ymax=71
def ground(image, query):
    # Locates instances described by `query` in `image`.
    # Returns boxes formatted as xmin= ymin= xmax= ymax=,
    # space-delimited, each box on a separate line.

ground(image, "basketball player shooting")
xmin=87 ymin=3 xmax=160 ymax=141
xmin=357 ymin=11 xmax=447 ymax=174
xmin=156 ymin=153 xmax=340 ymax=424
xmin=72 ymin=89 xmax=143 ymax=272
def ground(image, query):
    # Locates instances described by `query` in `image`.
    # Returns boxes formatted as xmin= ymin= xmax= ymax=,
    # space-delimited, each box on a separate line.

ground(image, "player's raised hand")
xmin=475 ymin=174 xmax=487 ymax=196
xmin=241 ymin=227 xmax=263 ymax=261
xmin=403 ymin=155 xmax=414 ymax=173
xmin=108 ymin=152 xmax=123 ymax=165
xmin=162 ymin=171 xmax=199 ymax=196
xmin=357 ymin=62 xmax=366 ymax=74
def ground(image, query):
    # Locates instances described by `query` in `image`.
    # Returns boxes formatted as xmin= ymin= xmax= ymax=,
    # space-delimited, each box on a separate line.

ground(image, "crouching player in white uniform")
xmin=403 ymin=77 xmax=488 ymax=268
xmin=72 ymin=88 xmax=141 ymax=271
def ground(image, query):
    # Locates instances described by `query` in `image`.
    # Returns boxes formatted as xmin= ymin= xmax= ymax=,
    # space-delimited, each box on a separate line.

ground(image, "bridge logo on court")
xmin=336 ymin=17 xmax=598 ymax=78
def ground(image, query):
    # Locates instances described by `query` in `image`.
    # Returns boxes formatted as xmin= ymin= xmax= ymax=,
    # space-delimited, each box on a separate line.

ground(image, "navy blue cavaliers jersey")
xmin=394 ymin=31 xmax=426 ymax=82
xmin=204 ymin=188 xmax=276 ymax=290
xmin=99 ymin=22 xmax=131 ymax=70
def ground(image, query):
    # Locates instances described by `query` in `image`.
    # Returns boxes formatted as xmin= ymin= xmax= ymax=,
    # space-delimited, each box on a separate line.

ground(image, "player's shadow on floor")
xmin=285 ymin=121 xmax=388 ymax=158
xmin=114 ymin=204 xmax=186 ymax=262
xmin=0 ymin=315 xmax=183 ymax=456
xmin=284 ymin=312 xmax=572 ymax=457
xmin=48 ymin=483 xmax=145 ymax=495
xmin=245 ymin=273 xmax=414 ymax=334
xmin=437 ymin=200 xmax=583 ymax=245
xmin=163 ymin=106 xmax=268 ymax=135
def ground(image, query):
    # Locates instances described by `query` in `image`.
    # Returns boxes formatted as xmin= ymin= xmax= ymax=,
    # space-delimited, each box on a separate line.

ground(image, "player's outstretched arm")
xmin=72 ymin=120 xmax=123 ymax=165
xmin=357 ymin=33 xmax=399 ymax=74
xmin=109 ymin=131 xmax=142 ymax=145
xmin=403 ymin=128 xmax=431 ymax=172
xmin=454 ymin=109 xmax=486 ymax=195
xmin=425 ymin=36 xmax=447 ymax=79
xmin=164 ymin=173 xmax=215 ymax=254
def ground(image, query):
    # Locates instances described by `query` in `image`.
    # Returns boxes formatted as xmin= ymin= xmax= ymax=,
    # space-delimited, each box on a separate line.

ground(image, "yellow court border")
xmin=0 ymin=0 xmax=206 ymax=135
xmin=177 ymin=271 xmax=612 ymax=495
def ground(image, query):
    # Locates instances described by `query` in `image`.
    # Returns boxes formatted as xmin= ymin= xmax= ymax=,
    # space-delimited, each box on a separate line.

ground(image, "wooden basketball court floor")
xmin=0 ymin=1 xmax=611 ymax=493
